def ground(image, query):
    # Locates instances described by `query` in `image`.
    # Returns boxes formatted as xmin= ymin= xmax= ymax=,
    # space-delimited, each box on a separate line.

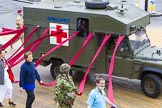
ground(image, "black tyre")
xmin=85 ymin=1 xmax=109 ymax=9
xmin=50 ymin=62 xmax=62 ymax=79
xmin=141 ymin=74 xmax=162 ymax=98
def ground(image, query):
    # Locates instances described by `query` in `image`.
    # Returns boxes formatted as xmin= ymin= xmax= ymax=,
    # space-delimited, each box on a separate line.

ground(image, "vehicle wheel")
xmin=85 ymin=0 xmax=109 ymax=9
xmin=50 ymin=62 xmax=62 ymax=79
xmin=141 ymin=74 xmax=162 ymax=98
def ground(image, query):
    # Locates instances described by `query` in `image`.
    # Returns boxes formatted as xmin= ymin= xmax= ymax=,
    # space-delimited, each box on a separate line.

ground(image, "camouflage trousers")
xmin=58 ymin=102 xmax=72 ymax=108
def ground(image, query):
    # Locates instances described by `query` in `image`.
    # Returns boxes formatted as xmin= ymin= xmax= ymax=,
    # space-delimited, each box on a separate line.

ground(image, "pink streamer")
xmin=42 ymin=33 xmax=93 ymax=86
xmin=10 ymin=29 xmax=65 ymax=67
xmin=7 ymin=26 xmax=39 ymax=61
xmin=78 ymin=34 xmax=110 ymax=95
xmin=108 ymin=35 xmax=124 ymax=103
xmin=9 ymin=29 xmax=61 ymax=83
xmin=9 ymin=28 xmax=51 ymax=67
xmin=30 ymin=28 xmax=49 ymax=52
xmin=0 ymin=26 xmax=26 ymax=49
xmin=69 ymin=33 xmax=94 ymax=66
xmin=8 ymin=35 xmax=49 ymax=67
xmin=40 ymin=32 xmax=78 ymax=86
xmin=0 ymin=27 xmax=24 ymax=36
xmin=10 ymin=28 xmax=49 ymax=67
xmin=42 ymin=80 xmax=56 ymax=86
xmin=2 ymin=28 xmax=14 ymax=32
xmin=35 ymin=31 xmax=78 ymax=67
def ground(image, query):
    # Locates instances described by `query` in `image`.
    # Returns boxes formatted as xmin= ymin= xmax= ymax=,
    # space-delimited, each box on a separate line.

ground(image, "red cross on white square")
xmin=49 ymin=23 xmax=69 ymax=46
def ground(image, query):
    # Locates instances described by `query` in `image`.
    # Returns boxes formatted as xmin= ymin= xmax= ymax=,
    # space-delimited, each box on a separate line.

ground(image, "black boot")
xmin=0 ymin=102 xmax=3 ymax=107
xmin=8 ymin=101 xmax=16 ymax=107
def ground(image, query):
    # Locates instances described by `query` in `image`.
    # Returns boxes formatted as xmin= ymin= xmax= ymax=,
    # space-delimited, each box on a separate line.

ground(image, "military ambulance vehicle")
xmin=23 ymin=0 xmax=162 ymax=98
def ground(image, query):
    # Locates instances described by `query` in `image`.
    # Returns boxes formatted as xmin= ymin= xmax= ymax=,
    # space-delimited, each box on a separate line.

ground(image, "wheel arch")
xmin=140 ymin=67 xmax=162 ymax=79
xmin=50 ymin=57 xmax=64 ymax=64
xmin=33 ymin=57 xmax=64 ymax=67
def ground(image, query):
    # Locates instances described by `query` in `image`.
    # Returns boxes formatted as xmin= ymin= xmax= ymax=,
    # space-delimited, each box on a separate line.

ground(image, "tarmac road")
xmin=1 ymin=0 xmax=162 ymax=108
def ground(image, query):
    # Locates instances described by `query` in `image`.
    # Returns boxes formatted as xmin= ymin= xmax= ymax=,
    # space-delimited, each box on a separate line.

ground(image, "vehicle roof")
xmin=25 ymin=1 xmax=149 ymax=25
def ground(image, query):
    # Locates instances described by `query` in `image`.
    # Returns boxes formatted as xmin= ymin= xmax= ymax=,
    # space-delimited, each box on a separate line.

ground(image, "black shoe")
xmin=0 ymin=102 xmax=3 ymax=107
xmin=8 ymin=101 xmax=16 ymax=107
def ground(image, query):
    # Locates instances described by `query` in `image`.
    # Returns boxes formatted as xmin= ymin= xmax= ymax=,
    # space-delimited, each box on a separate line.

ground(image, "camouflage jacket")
xmin=54 ymin=74 xmax=76 ymax=104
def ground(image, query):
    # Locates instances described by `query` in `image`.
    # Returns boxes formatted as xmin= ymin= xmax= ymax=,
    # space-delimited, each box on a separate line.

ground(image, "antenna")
xmin=120 ymin=0 xmax=126 ymax=9
xmin=119 ymin=0 xmax=127 ymax=15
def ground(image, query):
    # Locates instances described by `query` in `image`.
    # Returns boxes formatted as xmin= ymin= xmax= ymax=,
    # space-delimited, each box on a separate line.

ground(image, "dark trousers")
xmin=25 ymin=90 xmax=35 ymax=108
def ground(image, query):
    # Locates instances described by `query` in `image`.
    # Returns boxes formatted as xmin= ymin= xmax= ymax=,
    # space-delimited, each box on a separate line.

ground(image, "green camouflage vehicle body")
xmin=24 ymin=1 xmax=162 ymax=98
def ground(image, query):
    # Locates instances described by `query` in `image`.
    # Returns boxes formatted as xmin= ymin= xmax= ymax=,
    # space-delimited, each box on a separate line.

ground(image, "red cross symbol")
xmin=50 ymin=25 xmax=67 ymax=43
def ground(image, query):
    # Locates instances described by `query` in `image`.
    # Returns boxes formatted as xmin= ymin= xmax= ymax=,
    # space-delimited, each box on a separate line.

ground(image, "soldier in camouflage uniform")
xmin=54 ymin=63 xmax=77 ymax=108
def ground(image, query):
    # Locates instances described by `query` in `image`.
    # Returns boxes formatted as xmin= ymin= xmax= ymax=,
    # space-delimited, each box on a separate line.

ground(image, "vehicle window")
xmin=108 ymin=37 xmax=129 ymax=52
xmin=129 ymin=29 xmax=149 ymax=50
xmin=97 ymin=34 xmax=104 ymax=47
xmin=76 ymin=18 xmax=89 ymax=37
xmin=119 ymin=38 xmax=129 ymax=52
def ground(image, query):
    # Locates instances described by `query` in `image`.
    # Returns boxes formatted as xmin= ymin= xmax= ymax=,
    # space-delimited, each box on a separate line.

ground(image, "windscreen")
xmin=129 ymin=29 xmax=150 ymax=51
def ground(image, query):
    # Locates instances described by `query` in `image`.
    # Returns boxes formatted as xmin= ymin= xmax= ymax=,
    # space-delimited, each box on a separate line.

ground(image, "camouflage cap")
xmin=60 ymin=63 xmax=71 ymax=74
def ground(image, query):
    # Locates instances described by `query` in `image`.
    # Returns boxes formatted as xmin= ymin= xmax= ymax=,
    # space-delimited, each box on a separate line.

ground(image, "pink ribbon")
xmin=0 ymin=26 xmax=26 ymax=50
xmin=42 ymin=33 xmax=93 ymax=86
xmin=108 ymin=35 xmax=124 ymax=103
xmin=38 ymin=32 xmax=78 ymax=86
xmin=7 ymin=26 xmax=39 ymax=61
xmin=0 ymin=27 xmax=25 ymax=36
xmin=30 ymin=28 xmax=49 ymax=52
xmin=2 ymin=28 xmax=14 ymax=32
xmin=10 ymin=28 xmax=49 ymax=67
xmin=34 ymin=31 xmax=78 ymax=67
xmin=8 ymin=28 xmax=62 ymax=83
xmin=69 ymin=33 xmax=94 ymax=66
xmin=77 ymin=34 xmax=110 ymax=95
xmin=41 ymin=80 xmax=56 ymax=87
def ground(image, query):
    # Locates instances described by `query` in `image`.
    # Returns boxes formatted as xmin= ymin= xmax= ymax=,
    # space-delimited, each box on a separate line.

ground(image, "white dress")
xmin=0 ymin=62 xmax=13 ymax=103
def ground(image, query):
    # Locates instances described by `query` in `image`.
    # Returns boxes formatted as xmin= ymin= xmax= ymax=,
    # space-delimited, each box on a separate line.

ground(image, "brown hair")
xmin=96 ymin=75 xmax=106 ymax=83
xmin=24 ymin=51 xmax=32 ymax=60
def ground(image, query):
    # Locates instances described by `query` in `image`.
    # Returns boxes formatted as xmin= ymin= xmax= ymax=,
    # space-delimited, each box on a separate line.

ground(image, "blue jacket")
xmin=19 ymin=61 xmax=41 ymax=89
